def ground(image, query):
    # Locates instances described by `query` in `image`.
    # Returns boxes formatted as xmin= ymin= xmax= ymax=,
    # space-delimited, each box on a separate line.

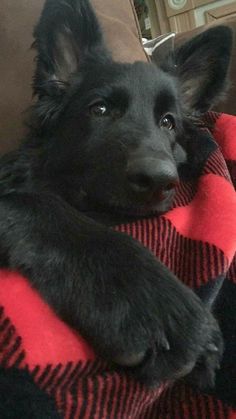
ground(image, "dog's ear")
xmin=33 ymin=0 xmax=109 ymax=96
xmin=164 ymin=26 xmax=232 ymax=114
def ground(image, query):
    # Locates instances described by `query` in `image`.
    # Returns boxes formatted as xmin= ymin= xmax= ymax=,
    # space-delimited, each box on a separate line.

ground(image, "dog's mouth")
xmin=110 ymin=189 xmax=175 ymax=217
xmin=77 ymin=185 xmax=176 ymax=219
xmin=85 ymin=189 xmax=176 ymax=218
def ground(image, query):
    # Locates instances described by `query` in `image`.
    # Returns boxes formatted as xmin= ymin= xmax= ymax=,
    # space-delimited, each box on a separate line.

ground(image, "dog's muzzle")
xmin=126 ymin=158 xmax=179 ymax=203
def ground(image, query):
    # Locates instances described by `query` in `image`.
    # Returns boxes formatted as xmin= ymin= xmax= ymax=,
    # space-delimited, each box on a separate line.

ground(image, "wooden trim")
xmin=146 ymin=0 xmax=161 ymax=37
xmin=193 ymin=0 xmax=215 ymax=7
xmin=206 ymin=2 xmax=236 ymax=18
xmin=205 ymin=11 xmax=216 ymax=22
xmin=165 ymin=0 xmax=193 ymax=18
xmin=169 ymin=10 xmax=196 ymax=32
xmin=129 ymin=0 xmax=144 ymax=44
xmin=154 ymin=0 xmax=171 ymax=34
xmin=152 ymin=0 xmax=236 ymax=35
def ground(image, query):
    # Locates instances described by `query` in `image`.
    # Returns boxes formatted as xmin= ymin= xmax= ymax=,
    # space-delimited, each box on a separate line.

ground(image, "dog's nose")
xmin=127 ymin=159 xmax=179 ymax=195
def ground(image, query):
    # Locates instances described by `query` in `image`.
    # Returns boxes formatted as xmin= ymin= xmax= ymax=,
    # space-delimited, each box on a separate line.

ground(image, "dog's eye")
xmin=160 ymin=114 xmax=175 ymax=130
xmin=89 ymin=101 xmax=108 ymax=117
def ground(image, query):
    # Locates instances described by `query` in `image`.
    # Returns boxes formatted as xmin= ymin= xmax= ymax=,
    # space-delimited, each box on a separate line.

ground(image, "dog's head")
xmin=32 ymin=0 xmax=232 ymax=217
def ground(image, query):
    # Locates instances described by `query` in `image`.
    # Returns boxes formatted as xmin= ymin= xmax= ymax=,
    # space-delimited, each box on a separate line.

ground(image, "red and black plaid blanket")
xmin=0 ymin=112 xmax=235 ymax=418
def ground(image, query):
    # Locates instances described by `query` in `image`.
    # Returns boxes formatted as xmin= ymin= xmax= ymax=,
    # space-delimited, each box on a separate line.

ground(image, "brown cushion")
xmin=0 ymin=0 xmax=147 ymax=153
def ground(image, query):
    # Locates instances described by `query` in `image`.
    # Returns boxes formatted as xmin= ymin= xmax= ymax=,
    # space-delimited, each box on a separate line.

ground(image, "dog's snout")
xmin=127 ymin=159 xmax=179 ymax=195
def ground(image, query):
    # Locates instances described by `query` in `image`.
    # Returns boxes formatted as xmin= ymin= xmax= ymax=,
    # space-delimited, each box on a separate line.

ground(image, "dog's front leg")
xmin=0 ymin=192 xmax=223 ymax=387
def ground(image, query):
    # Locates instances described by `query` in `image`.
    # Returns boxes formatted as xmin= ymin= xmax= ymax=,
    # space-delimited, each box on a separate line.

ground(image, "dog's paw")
xmin=184 ymin=313 xmax=223 ymax=389
xmin=77 ymin=231 xmax=223 ymax=388
xmin=70 ymin=231 xmax=222 ymax=385
xmin=124 ymin=302 xmax=223 ymax=389
xmin=122 ymin=308 xmax=223 ymax=389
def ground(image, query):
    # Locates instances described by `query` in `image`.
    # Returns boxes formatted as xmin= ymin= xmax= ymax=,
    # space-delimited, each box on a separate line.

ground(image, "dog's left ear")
xmin=165 ymin=26 xmax=233 ymax=114
xmin=33 ymin=0 xmax=110 ymax=96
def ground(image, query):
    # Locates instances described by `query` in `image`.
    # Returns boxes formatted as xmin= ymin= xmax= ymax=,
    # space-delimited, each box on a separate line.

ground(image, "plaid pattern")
xmin=0 ymin=112 xmax=235 ymax=418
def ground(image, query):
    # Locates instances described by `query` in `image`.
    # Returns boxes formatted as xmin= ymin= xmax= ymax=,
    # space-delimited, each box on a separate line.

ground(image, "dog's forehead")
xmin=80 ymin=60 xmax=177 ymax=101
xmin=111 ymin=61 xmax=175 ymax=97
xmin=123 ymin=61 xmax=169 ymax=84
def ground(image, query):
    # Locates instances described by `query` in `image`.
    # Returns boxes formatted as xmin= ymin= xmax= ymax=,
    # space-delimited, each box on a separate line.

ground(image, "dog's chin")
xmin=78 ymin=189 xmax=175 ymax=222
xmin=108 ymin=190 xmax=175 ymax=217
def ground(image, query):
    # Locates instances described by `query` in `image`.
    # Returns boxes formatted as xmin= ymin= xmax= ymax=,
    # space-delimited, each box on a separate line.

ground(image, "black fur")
xmin=0 ymin=0 xmax=233 ymax=412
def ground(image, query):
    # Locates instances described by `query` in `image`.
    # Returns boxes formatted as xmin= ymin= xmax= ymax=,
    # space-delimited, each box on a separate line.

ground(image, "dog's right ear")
xmin=159 ymin=26 xmax=232 ymax=114
xmin=33 ymin=0 xmax=110 ymax=96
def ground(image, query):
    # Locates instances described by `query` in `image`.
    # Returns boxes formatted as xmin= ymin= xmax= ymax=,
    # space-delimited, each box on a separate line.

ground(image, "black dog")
xmin=0 ymin=0 xmax=232 ymax=411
